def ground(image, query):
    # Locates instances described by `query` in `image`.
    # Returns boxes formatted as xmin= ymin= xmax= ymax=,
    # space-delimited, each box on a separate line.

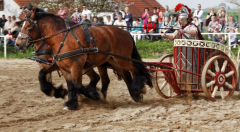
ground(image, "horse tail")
xmin=130 ymin=36 xmax=153 ymax=88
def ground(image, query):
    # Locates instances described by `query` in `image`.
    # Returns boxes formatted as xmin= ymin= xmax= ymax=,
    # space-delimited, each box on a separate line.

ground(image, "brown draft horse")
xmin=15 ymin=5 xmax=152 ymax=110
xmin=13 ymin=8 xmax=116 ymax=100
xmin=12 ymin=20 xmax=126 ymax=101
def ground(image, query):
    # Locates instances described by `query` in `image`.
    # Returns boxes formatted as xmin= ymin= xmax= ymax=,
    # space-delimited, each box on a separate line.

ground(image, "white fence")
xmin=130 ymin=32 xmax=240 ymax=50
xmin=1 ymin=36 xmax=7 ymax=58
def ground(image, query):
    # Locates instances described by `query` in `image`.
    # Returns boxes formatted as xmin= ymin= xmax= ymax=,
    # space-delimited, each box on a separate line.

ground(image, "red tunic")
xmin=144 ymin=22 xmax=156 ymax=32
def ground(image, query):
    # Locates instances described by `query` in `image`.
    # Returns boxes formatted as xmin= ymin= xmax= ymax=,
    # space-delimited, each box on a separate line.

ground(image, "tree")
xmin=219 ymin=2 xmax=227 ymax=8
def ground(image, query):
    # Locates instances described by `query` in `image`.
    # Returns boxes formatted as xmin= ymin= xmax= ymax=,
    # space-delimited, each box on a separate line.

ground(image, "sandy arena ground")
xmin=0 ymin=58 xmax=240 ymax=132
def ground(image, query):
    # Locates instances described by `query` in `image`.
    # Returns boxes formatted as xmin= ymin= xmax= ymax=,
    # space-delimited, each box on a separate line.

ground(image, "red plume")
xmin=174 ymin=3 xmax=184 ymax=13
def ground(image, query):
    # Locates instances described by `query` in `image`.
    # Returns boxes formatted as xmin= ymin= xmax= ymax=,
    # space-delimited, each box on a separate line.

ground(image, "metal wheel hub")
xmin=214 ymin=72 xmax=226 ymax=87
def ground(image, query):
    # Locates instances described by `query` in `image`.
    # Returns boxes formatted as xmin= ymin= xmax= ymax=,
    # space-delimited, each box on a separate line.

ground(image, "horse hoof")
xmin=63 ymin=100 xmax=78 ymax=110
xmin=63 ymin=107 xmax=69 ymax=110
xmin=54 ymin=85 xmax=68 ymax=99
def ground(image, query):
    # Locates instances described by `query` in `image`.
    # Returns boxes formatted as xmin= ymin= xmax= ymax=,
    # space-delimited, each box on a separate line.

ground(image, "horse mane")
xmin=27 ymin=12 xmax=62 ymax=21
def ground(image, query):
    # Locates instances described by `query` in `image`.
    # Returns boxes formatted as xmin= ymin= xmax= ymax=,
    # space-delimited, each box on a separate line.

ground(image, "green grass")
xmin=0 ymin=44 xmax=34 ymax=59
xmin=136 ymin=36 xmax=239 ymax=59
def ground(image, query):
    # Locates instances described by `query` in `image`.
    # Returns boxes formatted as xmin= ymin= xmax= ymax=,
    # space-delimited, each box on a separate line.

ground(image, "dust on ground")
xmin=0 ymin=59 xmax=240 ymax=132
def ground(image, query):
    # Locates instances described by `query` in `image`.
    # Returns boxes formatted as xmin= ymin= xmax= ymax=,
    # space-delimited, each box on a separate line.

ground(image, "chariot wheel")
xmin=201 ymin=56 xmax=238 ymax=101
xmin=154 ymin=54 xmax=178 ymax=99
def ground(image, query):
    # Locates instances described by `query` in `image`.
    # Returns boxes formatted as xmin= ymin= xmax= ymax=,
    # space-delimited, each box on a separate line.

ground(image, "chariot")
xmin=149 ymin=39 xmax=240 ymax=101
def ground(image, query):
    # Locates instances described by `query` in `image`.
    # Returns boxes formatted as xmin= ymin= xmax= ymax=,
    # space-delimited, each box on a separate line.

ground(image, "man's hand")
xmin=144 ymin=30 xmax=147 ymax=33
xmin=179 ymin=29 xmax=184 ymax=34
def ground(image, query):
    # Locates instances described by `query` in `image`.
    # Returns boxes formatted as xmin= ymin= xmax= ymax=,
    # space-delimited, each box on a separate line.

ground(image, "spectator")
xmin=82 ymin=5 xmax=94 ymax=21
xmin=192 ymin=16 xmax=200 ymax=29
xmin=72 ymin=8 xmax=81 ymax=19
xmin=57 ymin=4 xmax=67 ymax=20
xmin=92 ymin=16 xmax=101 ymax=27
xmin=208 ymin=16 xmax=219 ymax=39
xmin=217 ymin=6 xmax=227 ymax=31
xmin=44 ymin=8 xmax=49 ymax=12
xmin=229 ymin=28 xmax=238 ymax=47
xmin=193 ymin=4 xmax=204 ymax=31
xmin=143 ymin=17 xmax=156 ymax=42
xmin=225 ymin=15 xmax=239 ymax=33
xmin=104 ymin=15 xmax=113 ymax=25
xmin=112 ymin=6 xmax=122 ymax=22
xmin=157 ymin=7 xmax=163 ymax=30
xmin=6 ymin=32 xmax=15 ymax=47
xmin=130 ymin=18 xmax=143 ymax=40
xmin=81 ymin=14 xmax=92 ymax=27
xmin=162 ymin=5 xmax=173 ymax=25
xmin=12 ymin=16 xmax=16 ymax=23
xmin=213 ymin=26 xmax=225 ymax=44
xmin=159 ymin=17 xmax=172 ymax=41
xmin=72 ymin=14 xmax=81 ymax=23
xmin=0 ymin=15 xmax=7 ymax=29
xmin=124 ymin=7 xmax=133 ymax=31
xmin=120 ymin=10 xmax=125 ymax=19
xmin=152 ymin=7 xmax=158 ymax=23
xmin=3 ymin=16 xmax=14 ymax=35
xmin=206 ymin=8 xmax=216 ymax=27
xmin=142 ymin=8 xmax=151 ymax=26
xmin=114 ymin=15 xmax=127 ymax=31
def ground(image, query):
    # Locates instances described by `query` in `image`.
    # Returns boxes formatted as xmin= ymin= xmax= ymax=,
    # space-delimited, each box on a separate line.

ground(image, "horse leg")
xmin=112 ymin=58 xmax=149 ymax=98
xmin=71 ymin=62 xmax=102 ymax=101
xmin=64 ymin=80 xmax=78 ymax=110
xmin=38 ymin=65 xmax=68 ymax=99
xmin=107 ymin=58 xmax=143 ymax=102
xmin=84 ymin=69 xmax=100 ymax=88
xmin=97 ymin=66 xmax=110 ymax=99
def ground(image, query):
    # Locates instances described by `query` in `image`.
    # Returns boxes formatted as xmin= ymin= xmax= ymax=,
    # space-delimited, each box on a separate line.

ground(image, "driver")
xmin=162 ymin=3 xmax=204 ymax=40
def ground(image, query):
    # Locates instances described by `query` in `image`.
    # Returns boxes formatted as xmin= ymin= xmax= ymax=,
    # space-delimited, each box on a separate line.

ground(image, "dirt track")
xmin=1 ymin=59 xmax=240 ymax=132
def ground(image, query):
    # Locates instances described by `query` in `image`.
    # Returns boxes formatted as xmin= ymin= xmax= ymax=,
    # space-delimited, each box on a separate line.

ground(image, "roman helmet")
xmin=175 ymin=3 xmax=192 ymax=25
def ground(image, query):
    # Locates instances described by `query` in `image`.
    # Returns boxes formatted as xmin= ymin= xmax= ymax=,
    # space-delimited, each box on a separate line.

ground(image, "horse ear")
xmin=30 ymin=10 xmax=36 ymax=19
xmin=32 ymin=5 xmax=37 ymax=10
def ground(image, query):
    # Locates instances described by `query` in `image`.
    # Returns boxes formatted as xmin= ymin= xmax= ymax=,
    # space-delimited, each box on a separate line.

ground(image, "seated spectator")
xmin=12 ymin=16 xmax=16 ymax=23
xmin=229 ymin=28 xmax=238 ymax=47
xmin=208 ymin=16 xmax=219 ymax=39
xmin=6 ymin=31 xmax=15 ymax=47
xmin=159 ymin=17 xmax=172 ymax=41
xmin=114 ymin=15 xmax=127 ymax=31
xmin=104 ymin=15 xmax=113 ymax=25
xmin=124 ymin=7 xmax=133 ymax=31
xmin=160 ymin=17 xmax=172 ymax=34
xmin=72 ymin=8 xmax=81 ymax=19
xmin=92 ymin=16 xmax=101 ymax=27
xmin=192 ymin=16 xmax=200 ymax=30
xmin=130 ymin=18 xmax=143 ymax=40
xmin=225 ymin=15 xmax=239 ymax=33
xmin=206 ymin=8 xmax=216 ymax=27
xmin=157 ymin=7 xmax=163 ymax=30
xmin=4 ymin=16 xmax=14 ymax=35
xmin=142 ymin=17 xmax=156 ymax=42
xmin=82 ymin=5 xmax=94 ymax=21
xmin=213 ymin=26 xmax=225 ymax=44
xmin=72 ymin=14 xmax=81 ymax=23
xmin=81 ymin=14 xmax=92 ymax=27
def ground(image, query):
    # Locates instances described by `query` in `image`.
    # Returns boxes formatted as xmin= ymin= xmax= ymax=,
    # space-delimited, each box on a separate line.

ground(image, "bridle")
xmin=17 ymin=17 xmax=42 ymax=46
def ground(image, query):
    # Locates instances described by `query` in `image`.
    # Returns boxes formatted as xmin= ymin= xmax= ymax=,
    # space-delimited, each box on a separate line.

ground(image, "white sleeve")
xmin=197 ymin=10 xmax=204 ymax=18
xmin=193 ymin=10 xmax=197 ymax=17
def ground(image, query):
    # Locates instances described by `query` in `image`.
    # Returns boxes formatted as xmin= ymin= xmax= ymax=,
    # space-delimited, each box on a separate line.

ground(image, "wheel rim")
xmin=201 ymin=56 xmax=237 ymax=101
xmin=154 ymin=54 xmax=177 ymax=99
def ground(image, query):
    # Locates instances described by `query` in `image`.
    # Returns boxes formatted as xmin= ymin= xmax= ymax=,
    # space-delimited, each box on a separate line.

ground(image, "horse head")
xmin=15 ymin=5 xmax=39 ymax=51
